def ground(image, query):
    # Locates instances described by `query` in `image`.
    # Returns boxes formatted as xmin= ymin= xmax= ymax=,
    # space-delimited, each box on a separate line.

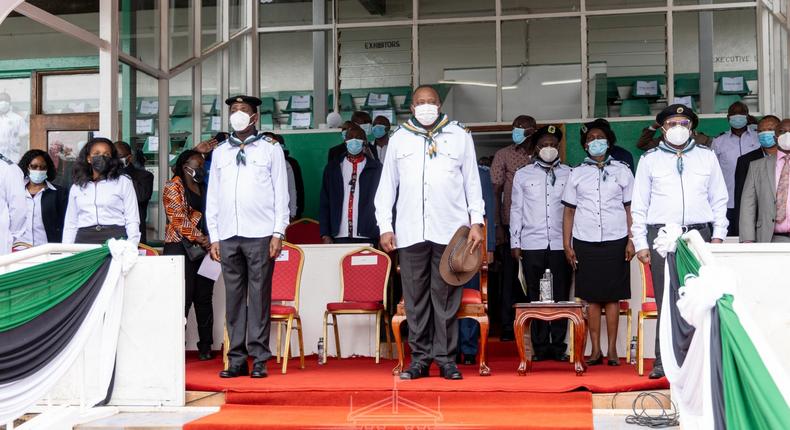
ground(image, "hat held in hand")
xmin=440 ymin=226 xmax=483 ymax=286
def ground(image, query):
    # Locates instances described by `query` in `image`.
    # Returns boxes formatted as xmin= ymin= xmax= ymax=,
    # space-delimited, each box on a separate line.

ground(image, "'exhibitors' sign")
xmin=364 ymin=40 xmax=401 ymax=50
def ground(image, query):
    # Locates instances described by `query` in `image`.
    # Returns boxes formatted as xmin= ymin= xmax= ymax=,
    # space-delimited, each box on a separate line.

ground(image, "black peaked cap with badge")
xmin=656 ymin=104 xmax=699 ymax=129
xmin=532 ymin=124 xmax=563 ymax=143
xmin=225 ymin=95 xmax=262 ymax=108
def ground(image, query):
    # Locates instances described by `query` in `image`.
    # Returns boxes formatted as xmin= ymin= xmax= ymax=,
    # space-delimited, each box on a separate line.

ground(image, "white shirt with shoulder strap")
xmin=374 ymin=118 xmax=484 ymax=249
xmin=630 ymin=144 xmax=729 ymax=252
xmin=509 ymin=162 xmax=570 ymax=251
xmin=62 ymin=175 xmax=141 ymax=244
xmin=0 ymin=158 xmax=27 ymax=254
xmin=205 ymin=133 xmax=290 ymax=242
xmin=711 ymin=129 xmax=759 ymax=208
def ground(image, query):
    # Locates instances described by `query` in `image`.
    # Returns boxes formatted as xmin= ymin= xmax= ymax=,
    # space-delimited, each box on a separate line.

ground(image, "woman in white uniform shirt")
xmin=63 ymin=137 xmax=140 ymax=245
xmin=15 ymin=149 xmax=68 ymax=247
xmin=562 ymin=119 xmax=635 ymax=366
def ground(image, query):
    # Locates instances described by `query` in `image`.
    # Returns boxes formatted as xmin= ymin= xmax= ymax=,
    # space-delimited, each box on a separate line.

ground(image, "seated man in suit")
xmin=319 ymin=123 xmax=382 ymax=244
xmin=740 ymin=118 xmax=790 ymax=243
xmin=732 ymin=115 xmax=781 ymax=236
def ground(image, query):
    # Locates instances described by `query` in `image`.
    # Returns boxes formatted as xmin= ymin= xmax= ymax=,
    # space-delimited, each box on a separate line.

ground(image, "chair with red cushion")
xmin=284 ymin=218 xmax=322 ymax=245
xmin=391 ymin=226 xmax=491 ymax=376
xmin=637 ymin=261 xmax=657 ymax=375
xmin=322 ymin=247 xmax=392 ymax=364
xmin=221 ymin=242 xmax=306 ymax=374
xmin=137 ymin=243 xmax=160 ymax=256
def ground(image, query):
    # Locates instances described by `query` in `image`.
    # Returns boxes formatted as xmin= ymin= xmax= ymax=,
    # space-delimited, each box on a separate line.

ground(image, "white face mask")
xmin=664 ymin=125 xmax=691 ymax=147
xmin=778 ymin=133 xmax=790 ymax=151
xmin=413 ymin=104 xmax=439 ymax=127
xmin=230 ymin=110 xmax=252 ymax=132
xmin=0 ymin=101 xmax=9 ymax=114
xmin=538 ymin=146 xmax=559 ymax=163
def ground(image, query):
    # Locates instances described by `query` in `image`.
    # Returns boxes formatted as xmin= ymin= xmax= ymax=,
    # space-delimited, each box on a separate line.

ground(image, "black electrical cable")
xmin=617 ymin=391 xmax=680 ymax=428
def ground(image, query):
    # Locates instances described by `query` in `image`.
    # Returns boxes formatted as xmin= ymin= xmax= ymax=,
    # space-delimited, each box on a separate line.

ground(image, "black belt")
xmin=649 ymin=223 xmax=712 ymax=232
xmin=773 ymin=232 xmax=790 ymax=237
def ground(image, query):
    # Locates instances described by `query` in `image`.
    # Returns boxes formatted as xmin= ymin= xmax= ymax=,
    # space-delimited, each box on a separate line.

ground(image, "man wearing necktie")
xmin=205 ymin=95 xmax=290 ymax=379
xmin=631 ymin=104 xmax=729 ymax=379
xmin=740 ymin=119 xmax=790 ymax=243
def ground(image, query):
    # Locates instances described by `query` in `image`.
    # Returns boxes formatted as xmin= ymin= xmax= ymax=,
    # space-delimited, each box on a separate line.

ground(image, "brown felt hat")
xmin=440 ymin=226 xmax=482 ymax=286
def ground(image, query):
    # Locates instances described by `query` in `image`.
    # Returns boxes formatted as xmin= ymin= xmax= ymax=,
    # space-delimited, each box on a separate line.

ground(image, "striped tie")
xmin=776 ymin=156 xmax=790 ymax=222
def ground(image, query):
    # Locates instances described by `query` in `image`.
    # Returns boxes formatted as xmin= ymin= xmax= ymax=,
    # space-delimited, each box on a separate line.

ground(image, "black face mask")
xmin=90 ymin=155 xmax=111 ymax=174
xmin=187 ymin=167 xmax=205 ymax=184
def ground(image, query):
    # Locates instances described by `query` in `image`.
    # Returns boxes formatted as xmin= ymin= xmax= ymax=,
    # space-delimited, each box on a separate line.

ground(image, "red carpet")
xmin=185 ymin=341 xmax=666 ymax=429
xmin=185 ymin=391 xmax=594 ymax=429
xmin=185 ymin=341 xmax=668 ymax=394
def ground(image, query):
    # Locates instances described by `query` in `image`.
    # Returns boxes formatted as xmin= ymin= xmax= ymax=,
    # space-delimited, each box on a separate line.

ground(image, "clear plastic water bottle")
xmin=629 ymin=336 xmax=637 ymax=365
xmin=539 ymin=269 xmax=554 ymax=302
xmin=317 ymin=337 xmax=324 ymax=365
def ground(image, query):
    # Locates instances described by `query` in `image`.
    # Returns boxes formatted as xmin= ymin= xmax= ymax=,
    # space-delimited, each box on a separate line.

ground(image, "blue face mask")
xmin=587 ymin=138 xmax=609 ymax=157
xmin=28 ymin=170 xmax=48 ymax=184
xmin=372 ymin=124 xmax=388 ymax=139
xmin=346 ymin=138 xmax=364 ymax=155
xmin=512 ymin=127 xmax=527 ymax=145
xmin=340 ymin=129 xmax=347 ymax=140
xmin=729 ymin=114 xmax=748 ymax=130
xmin=758 ymin=131 xmax=776 ymax=148
xmin=360 ymin=123 xmax=372 ymax=136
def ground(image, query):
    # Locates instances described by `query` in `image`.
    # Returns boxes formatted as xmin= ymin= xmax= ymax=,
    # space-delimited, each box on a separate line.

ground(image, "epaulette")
xmin=0 ymin=153 xmax=11 ymax=165
xmin=695 ymin=143 xmax=711 ymax=150
xmin=641 ymin=148 xmax=659 ymax=158
xmin=261 ymin=135 xmax=277 ymax=145
xmin=450 ymin=120 xmax=471 ymax=133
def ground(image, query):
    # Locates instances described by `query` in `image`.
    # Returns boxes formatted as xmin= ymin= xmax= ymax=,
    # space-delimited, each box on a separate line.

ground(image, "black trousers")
xmin=164 ymin=242 xmax=214 ymax=353
xmin=220 ymin=236 xmax=274 ymax=366
xmin=498 ymin=225 xmax=524 ymax=335
xmin=521 ymin=249 xmax=572 ymax=357
xmin=398 ymin=241 xmax=464 ymax=367
xmin=647 ymin=224 xmax=711 ymax=367
xmin=726 ymin=208 xmax=738 ymax=237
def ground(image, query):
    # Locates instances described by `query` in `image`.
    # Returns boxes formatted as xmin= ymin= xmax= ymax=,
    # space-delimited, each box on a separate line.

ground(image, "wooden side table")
xmin=513 ymin=302 xmax=588 ymax=376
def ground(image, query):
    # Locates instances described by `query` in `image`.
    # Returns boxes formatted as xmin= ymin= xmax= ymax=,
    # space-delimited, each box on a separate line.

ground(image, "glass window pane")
xmin=121 ymin=0 xmax=160 ymax=67
xmin=170 ymin=0 xmax=194 ymax=67
xmin=418 ymin=0 xmax=494 ymax=19
xmin=259 ymin=1 xmax=332 ymax=27
xmin=673 ymin=8 xmax=757 ymax=114
xmin=42 ymin=73 xmax=100 ymax=114
xmin=339 ymin=27 xmax=412 ymax=124
xmin=229 ymin=37 xmax=247 ymax=97
xmin=674 ymin=0 xmax=737 ymax=5
xmin=588 ymin=13 xmax=667 ymax=118
xmin=117 ymin=67 xmax=160 ymax=241
xmin=0 ymin=15 xmax=96 ymax=60
xmin=586 ymin=0 xmax=665 ymax=10
xmin=338 ymin=0 xmax=411 ymax=23
xmin=419 ymin=22 xmax=496 ymax=123
xmin=259 ymin=31 xmax=332 ymax=130
xmin=0 ymin=78 xmax=31 ymax=163
xmin=32 ymin=0 xmax=99 ymax=35
xmin=201 ymin=0 xmax=220 ymax=50
xmin=201 ymin=53 xmax=222 ymax=139
xmin=502 ymin=18 xmax=581 ymax=122
xmin=502 ymin=0 xmax=580 ymax=14
xmin=229 ymin=0 xmax=245 ymax=34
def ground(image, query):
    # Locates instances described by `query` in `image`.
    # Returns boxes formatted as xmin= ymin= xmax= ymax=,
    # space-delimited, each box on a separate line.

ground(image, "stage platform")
xmin=182 ymin=341 xmax=669 ymax=429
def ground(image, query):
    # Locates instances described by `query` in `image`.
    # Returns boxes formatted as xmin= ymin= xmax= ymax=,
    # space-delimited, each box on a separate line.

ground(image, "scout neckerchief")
xmin=534 ymin=158 xmax=560 ymax=186
xmin=401 ymin=114 xmax=451 ymax=158
xmin=346 ymin=153 xmax=365 ymax=237
xmin=228 ymin=130 xmax=263 ymax=165
xmin=657 ymin=139 xmax=696 ymax=174
xmin=583 ymin=155 xmax=613 ymax=181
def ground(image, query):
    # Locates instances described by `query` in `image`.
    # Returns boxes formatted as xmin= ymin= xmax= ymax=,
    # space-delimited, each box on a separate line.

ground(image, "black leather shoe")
xmin=586 ymin=354 xmax=603 ymax=366
xmin=251 ymin=362 xmax=268 ymax=378
xmin=648 ymin=365 xmax=665 ymax=379
xmin=199 ymin=351 xmax=213 ymax=361
xmin=553 ymin=353 xmax=570 ymax=362
xmin=219 ymin=364 xmax=249 ymax=378
xmin=399 ymin=363 xmax=429 ymax=380
xmin=439 ymin=363 xmax=463 ymax=380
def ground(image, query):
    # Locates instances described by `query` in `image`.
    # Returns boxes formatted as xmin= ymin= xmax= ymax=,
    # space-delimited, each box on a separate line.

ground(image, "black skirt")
xmin=74 ymin=225 xmax=127 ymax=244
xmin=573 ymin=236 xmax=631 ymax=303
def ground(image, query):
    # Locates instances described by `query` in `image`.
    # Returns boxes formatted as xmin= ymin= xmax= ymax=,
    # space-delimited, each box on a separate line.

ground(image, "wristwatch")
xmin=273 ymin=232 xmax=285 ymax=240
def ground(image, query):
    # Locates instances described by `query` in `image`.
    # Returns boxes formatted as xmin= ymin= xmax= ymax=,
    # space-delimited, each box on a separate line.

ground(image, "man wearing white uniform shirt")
xmin=0 ymin=152 xmax=26 ymax=255
xmin=206 ymin=95 xmax=290 ymax=379
xmin=375 ymin=85 xmax=484 ymax=381
xmin=711 ymin=101 xmax=759 ymax=236
xmin=0 ymin=93 xmax=28 ymax=163
xmin=631 ymin=104 xmax=728 ymax=380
